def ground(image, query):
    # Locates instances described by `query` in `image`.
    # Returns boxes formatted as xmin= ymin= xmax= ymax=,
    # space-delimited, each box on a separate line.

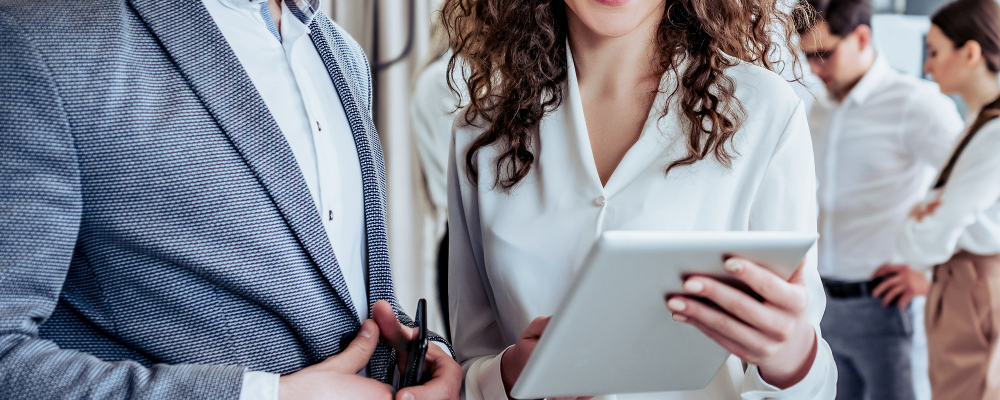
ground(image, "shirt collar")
xmin=281 ymin=0 xmax=320 ymax=25
xmin=217 ymin=0 xmax=320 ymax=25
xmin=844 ymin=54 xmax=891 ymax=105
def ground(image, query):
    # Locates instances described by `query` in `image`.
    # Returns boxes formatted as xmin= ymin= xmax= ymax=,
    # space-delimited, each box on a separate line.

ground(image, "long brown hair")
xmin=441 ymin=0 xmax=805 ymax=191
xmin=930 ymin=0 xmax=1000 ymax=189
xmin=932 ymin=0 xmax=1000 ymax=74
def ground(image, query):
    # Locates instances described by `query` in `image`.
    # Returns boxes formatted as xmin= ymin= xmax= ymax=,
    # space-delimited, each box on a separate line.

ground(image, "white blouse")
xmin=897 ymin=118 xmax=1000 ymax=269
xmin=448 ymin=47 xmax=837 ymax=400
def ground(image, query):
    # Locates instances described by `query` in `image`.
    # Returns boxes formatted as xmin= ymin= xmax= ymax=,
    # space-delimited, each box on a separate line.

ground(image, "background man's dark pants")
xmin=822 ymin=290 xmax=915 ymax=400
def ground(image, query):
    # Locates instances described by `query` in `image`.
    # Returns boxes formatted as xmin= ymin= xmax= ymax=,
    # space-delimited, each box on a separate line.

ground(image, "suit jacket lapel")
xmin=128 ymin=0 xmax=360 ymax=322
xmin=308 ymin=18 xmax=395 ymax=312
xmin=309 ymin=16 xmax=403 ymax=382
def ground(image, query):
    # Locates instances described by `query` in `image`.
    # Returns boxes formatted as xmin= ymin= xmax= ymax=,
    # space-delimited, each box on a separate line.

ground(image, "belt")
xmin=822 ymin=276 xmax=887 ymax=298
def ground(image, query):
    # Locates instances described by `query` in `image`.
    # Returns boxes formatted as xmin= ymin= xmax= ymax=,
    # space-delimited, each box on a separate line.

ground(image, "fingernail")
xmin=683 ymin=279 xmax=704 ymax=294
xmin=724 ymin=259 xmax=743 ymax=274
xmin=360 ymin=320 xmax=375 ymax=338
xmin=667 ymin=298 xmax=687 ymax=312
xmin=672 ymin=314 xmax=688 ymax=322
xmin=402 ymin=392 xmax=414 ymax=400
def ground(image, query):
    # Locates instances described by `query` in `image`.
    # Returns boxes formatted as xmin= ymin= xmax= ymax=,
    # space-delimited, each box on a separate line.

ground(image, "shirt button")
xmin=594 ymin=196 xmax=606 ymax=207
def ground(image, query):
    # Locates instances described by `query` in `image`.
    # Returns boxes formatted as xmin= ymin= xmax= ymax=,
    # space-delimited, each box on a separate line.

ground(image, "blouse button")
xmin=594 ymin=196 xmax=606 ymax=207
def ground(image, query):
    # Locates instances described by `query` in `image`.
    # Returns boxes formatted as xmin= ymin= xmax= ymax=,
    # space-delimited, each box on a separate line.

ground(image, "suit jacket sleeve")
xmin=0 ymin=10 xmax=247 ymax=400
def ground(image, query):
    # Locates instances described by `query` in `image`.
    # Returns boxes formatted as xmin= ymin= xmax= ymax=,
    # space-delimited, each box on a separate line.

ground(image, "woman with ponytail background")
xmin=894 ymin=0 xmax=1000 ymax=398
xmin=442 ymin=0 xmax=837 ymax=398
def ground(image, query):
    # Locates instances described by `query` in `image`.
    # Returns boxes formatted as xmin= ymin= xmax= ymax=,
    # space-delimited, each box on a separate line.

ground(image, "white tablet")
xmin=509 ymin=231 xmax=818 ymax=399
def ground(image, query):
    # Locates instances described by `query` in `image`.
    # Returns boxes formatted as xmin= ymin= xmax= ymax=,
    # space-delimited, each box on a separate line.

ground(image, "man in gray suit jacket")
xmin=0 ymin=0 xmax=461 ymax=398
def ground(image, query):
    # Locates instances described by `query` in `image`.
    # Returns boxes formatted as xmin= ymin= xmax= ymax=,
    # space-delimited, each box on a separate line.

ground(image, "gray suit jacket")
xmin=0 ymin=0 xmax=447 ymax=398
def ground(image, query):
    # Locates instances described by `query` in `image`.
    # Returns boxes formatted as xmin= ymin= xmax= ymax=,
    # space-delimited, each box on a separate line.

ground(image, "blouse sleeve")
xmin=743 ymin=101 xmax=837 ymax=399
xmin=448 ymin=126 xmax=513 ymax=400
xmin=897 ymin=122 xmax=1000 ymax=269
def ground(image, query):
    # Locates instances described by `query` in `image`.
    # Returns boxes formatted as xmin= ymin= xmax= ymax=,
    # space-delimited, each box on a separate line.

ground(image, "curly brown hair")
xmin=442 ymin=0 xmax=805 ymax=191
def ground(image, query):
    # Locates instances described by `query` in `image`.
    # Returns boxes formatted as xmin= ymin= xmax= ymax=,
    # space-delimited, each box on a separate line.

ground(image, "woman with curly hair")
xmin=442 ymin=0 xmax=837 ymax=398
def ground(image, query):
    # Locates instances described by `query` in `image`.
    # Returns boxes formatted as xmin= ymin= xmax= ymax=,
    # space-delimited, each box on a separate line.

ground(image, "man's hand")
xmin=278 ymin=319 xmax=394 ymax=400
xmin=371 ymin=300 xmax=461 ymax=400
xmin=499 ymin=317 xmax=591 ymax=400
xmin=909 ymin=198 xmax=942 ymax=222
xmin=666 ymin=258 xmax=818 ymax=389
xmin=871 ymin=264 xmax=930 ymax=309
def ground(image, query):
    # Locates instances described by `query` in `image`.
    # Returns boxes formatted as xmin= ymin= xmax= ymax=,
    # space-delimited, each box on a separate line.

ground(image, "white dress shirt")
xmin=808 ymin=56 xmax=963 ymax=281
xmin=898 ymin=116 xmax=1000 ymax=269
xmin=449 ymin=45 xmax=837 ymax=400
xmin=203 ymin=0 xmax=368 ymax=398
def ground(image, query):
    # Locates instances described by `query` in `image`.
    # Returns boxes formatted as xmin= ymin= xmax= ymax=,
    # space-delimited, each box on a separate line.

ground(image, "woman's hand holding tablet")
xmin=500 ymin=258 xmax=816 ymax=395
xmin=500 ymin=317 xmax=593 ymax=400
xmin=666 ymin=258 xmax=818 ymax=389
xmin=506 ymin=231 xmax=818 ymax=398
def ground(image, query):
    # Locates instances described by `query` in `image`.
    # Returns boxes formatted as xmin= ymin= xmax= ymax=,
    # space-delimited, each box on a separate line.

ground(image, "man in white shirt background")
xmin=797 ymin=0 xmax=963 ymax=399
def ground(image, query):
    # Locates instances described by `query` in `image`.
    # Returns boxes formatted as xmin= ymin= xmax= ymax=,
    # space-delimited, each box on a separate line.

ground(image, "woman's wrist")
xmin=757 ymin=327 xmax=818 ymax=389
xmin=499 ymin=345 xmax=517 ymax=395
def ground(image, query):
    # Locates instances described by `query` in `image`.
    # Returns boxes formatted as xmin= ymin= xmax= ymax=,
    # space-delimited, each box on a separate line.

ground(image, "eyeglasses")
xmin=803 ymin=37 xmax=846 ymax=64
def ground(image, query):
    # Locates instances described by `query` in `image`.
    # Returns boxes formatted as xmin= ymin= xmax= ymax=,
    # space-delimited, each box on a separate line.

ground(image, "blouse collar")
xmin=561 ymin=42 xmax=681 ymax=195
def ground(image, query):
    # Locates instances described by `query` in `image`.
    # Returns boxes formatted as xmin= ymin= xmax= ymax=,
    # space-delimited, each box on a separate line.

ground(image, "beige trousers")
xmin=926 ymin=251 xmax=1000 ymax=400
